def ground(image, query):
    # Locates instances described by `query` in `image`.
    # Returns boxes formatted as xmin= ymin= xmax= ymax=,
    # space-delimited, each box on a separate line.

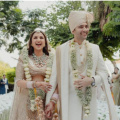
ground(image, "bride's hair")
xmin=28 ymin=30 xmax=49 ymax=56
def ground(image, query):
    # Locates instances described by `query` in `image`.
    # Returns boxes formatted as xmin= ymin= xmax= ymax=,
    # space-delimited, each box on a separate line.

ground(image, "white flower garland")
xmin=70 ymin=39 xmax=93 ymax=117
xmin=21 ymin=46 xmax=54 ymax=118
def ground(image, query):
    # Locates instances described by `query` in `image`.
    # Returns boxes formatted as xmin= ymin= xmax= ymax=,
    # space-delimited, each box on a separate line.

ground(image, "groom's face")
xmin=72 ymin=22 xmax=89 ymax=40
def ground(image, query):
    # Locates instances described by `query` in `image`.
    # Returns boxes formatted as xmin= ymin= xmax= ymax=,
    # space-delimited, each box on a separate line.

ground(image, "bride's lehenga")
xmin=9 ymin=55 xmax=48 ymax=120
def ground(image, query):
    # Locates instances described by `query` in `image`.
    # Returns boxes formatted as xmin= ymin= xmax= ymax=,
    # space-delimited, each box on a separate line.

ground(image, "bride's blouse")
xmin=9 ymin=54 xmax=48 ymax=120
xmin=16 ymin=54 xmax=47 ymax=83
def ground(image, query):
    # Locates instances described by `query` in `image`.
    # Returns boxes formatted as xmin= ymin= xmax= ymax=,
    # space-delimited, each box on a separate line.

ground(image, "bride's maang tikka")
xmin=34 ymin=28 xmax=45 ymax=33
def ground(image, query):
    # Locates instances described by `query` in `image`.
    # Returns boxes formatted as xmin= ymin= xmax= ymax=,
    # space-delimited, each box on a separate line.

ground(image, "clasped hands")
xmin=45 ymin=101 xmax=55 ymax=119
xmin=74 ymin=75 xmax=93 ymax=89
xmin=35 ymin=75 xmax=94 ymax=118
xmin=34 ymin=81 xmax=55 ymax=118
xmin=44 ymin=75 xmax=94 ymax=119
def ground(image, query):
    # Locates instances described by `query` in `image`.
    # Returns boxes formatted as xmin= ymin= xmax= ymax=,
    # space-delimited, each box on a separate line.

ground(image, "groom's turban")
xmin=68 ymin=11 xmax=94 ymax=33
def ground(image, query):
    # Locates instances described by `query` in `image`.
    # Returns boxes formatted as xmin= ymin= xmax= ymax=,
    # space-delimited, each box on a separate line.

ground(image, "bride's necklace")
xmin=32 ymin=53 xmax=48 ymax=67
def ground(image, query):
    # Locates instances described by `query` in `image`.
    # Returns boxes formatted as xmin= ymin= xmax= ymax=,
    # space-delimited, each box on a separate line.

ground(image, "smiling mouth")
xmin=80 ymin=33 xmax=87 ymax=35
xmin=36 ymin=43 xmax=42 ymax=46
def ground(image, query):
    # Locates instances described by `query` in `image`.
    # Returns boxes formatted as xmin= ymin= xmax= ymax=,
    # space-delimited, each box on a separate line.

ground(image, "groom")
xmin=45 ymin=11 xmax=118 ymax=120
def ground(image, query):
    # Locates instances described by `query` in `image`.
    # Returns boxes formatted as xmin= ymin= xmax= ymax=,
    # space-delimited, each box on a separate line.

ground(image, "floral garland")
xmin=70 ymin=39 xmax=93 ymax=117
xmin=21 ymin=46 xmax=54 ymax=119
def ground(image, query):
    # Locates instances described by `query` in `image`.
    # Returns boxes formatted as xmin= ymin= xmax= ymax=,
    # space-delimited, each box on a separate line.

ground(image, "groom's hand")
xmin=45 ymin=101 xmax=55 ymax=118
xmin=74 ymin=75 xmax=93 ymax=89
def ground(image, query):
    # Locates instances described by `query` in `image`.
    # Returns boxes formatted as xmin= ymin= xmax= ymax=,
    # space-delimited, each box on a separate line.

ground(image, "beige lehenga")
xmin=9 ymin=55 xmax=48 ymax=120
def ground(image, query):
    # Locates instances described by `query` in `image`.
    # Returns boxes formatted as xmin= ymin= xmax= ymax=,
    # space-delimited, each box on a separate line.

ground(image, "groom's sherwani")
xmin=46 ymin=40 xmax=118 ymax=120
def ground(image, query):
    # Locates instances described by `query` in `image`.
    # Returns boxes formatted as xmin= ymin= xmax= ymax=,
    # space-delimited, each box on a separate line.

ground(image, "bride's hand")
xmin=35 ymin=82 xmax=52 ymax=93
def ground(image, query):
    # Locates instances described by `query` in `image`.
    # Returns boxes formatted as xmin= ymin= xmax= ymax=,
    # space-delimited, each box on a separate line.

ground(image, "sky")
xmin=0 ymin=0 xmax=120 ymax=70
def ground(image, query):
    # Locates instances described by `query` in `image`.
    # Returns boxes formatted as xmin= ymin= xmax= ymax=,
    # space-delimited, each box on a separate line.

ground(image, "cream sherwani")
xmin=46 ymin=40 xmax=118 ymax=120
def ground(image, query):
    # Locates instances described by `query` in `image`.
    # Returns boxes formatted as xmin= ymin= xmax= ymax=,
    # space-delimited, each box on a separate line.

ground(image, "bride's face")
xmin=31 ymin=32 xmax=45 ymax=52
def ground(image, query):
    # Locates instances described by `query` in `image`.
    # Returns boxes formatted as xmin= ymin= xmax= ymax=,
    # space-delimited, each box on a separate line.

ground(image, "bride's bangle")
xmin=26 ymin=81 xmax=37 ymax=88
xmin=52 ymin=93 xmax=59 ymax=100
xmin=33 ymin=81 xmax=38 ymax=88
xmin=50 ymin=93 xmax=59 ymax=104
xmin=50 ymin=99 xmax=57 ymax=104
xmin=26 ymin=81 xmax=33 ymax=88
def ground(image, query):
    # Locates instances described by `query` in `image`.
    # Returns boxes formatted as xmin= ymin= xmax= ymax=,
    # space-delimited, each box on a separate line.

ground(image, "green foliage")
xmin=87 ymin=21 xmax=102 ymax=44
xmin=103 ymin=21 xmax=120 ymax=37
xmin=88 ymin=21 xmax=120 ymax=60
xmin=0 ymin=61 xmax=9 ymax=79
xmin=6 ymin=8 xmax=46 ymax=53
xmin=0 ymin=38 xmax=6 ymax=47
xmin=46 ymin=22 xmax=73 ymax=47
xmin=0 ymin=61 xmax=15 ymax=80
xmin=45 ymin=1 xmax=83 ymax=47
xmin=6 ymin=68 xmax=15 ymax=83
xmin=103 ymin=2 xmax=120 ymax=38
xmin=0 ymin=1 xmax=22 ymax=36
xmin=87 ymin=1 xmax=120 ymax=60
xmin=102 ymin=2 xmax=120 ymax=59
xmin=0 ymin=1 xmax=22 ymax=48
xmin=0 ymin=1 xmax=46 ymax=53
xmin=103 ymin=1 xmax=120 ymax=8
xmin=86 ymin=1 xmax=99 ymax=20
xmin=21 ymin=9 xmax=46 ymax=42
xmin=7 ymin=37 xmax=23 ymax=52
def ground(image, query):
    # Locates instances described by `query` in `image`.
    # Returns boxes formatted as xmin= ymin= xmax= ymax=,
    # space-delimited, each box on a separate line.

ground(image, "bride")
xmin=9 ymin=28 xmax=56 ymax=120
